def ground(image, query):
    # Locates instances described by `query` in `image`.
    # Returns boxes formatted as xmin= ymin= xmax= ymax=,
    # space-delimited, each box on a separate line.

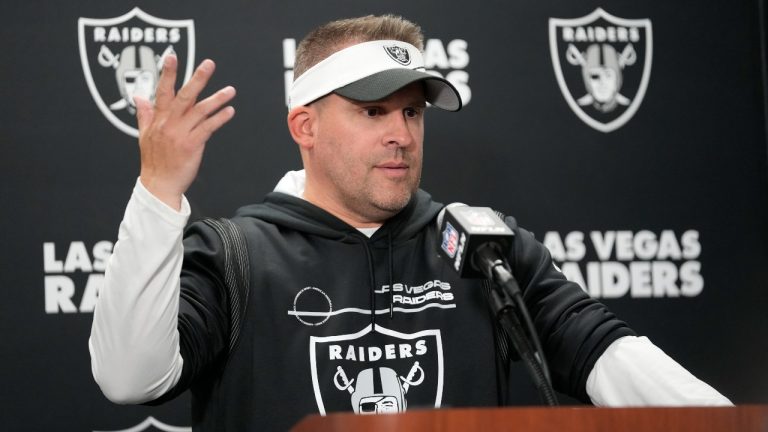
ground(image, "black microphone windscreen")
xmin=437 ymin=206 xmax=515 ymax=278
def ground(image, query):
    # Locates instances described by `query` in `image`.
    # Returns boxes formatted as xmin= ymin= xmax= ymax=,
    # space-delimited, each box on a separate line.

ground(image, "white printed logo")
xmin=384 ymin=45 xmax=411 ymax=65
xmin=292 ymin=286 xmax=333 ymax=326
xmin=93 ymin=416 xmax=190 ymax=432
xmin=549 ymin=8 xmax=652 ymax=132
xmin=78 ymin=8 xmax=195 ymax=137
xmin=289 ymin=281 xmax=456 ymax=326
xmin=309 ymin=324 xmax=443 ymax=415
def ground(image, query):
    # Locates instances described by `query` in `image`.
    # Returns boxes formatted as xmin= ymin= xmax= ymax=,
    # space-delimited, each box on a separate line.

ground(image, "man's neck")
xmin=303 ymin=187 xmax=386 ymax=229
xmin=273 ymin=169 xmax=386 ymax=229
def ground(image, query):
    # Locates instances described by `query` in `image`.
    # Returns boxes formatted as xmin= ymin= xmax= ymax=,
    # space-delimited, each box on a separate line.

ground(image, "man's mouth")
xmin=375 ymin=162 xmax=409 ymax=177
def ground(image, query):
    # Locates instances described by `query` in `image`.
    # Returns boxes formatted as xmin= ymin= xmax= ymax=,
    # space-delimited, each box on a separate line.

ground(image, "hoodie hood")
xmin=233 ymin=170 xmax=443 ymax=245
xmin=233 ymin=170 xmax=444 ymax=322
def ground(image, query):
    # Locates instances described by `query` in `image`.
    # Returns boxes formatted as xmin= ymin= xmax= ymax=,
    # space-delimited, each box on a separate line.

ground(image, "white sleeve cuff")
xmin=586 ymin=336 xmax=732 ymax=406
xmin=134 ymin=177 xmax=191 ymax=225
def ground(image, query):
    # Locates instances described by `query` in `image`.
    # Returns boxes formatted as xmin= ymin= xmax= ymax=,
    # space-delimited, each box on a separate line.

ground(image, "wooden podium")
xmin=291 ymin=405 xmax=768 ymax=431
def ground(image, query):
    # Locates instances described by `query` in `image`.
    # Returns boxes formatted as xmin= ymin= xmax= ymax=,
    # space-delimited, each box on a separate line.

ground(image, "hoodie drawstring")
xmin=388 ymin=232 xmax=394 ymax=319
xmin=363 ymin=241 xmax=377 ymax=327
xmin=361 ymin=232 xmax=396 ymax=324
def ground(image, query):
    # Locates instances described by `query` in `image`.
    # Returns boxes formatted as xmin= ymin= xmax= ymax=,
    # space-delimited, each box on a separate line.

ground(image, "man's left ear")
xmin=287 ymin=106 xmax=316 ymax=149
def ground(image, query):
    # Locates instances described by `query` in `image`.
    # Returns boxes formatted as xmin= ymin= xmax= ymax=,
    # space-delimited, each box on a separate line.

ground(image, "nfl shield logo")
xmin=78 ymin=8 xmax=195 ymax=137
xmin=309 ymin=324 xmax=444 ymax=415
xmin=441 ymin=222 xmax=459 ymax=258
xmin=549 ymin=8 xmax=652 ymax=133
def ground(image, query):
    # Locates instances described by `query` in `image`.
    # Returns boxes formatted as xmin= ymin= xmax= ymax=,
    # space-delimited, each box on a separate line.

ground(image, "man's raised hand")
xmin=135 ymin=55 xmax=236 ymax=210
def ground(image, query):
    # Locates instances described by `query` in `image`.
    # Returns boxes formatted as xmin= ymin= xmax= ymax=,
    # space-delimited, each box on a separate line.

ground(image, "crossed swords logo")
xmin=384 ymin=45 xmax=411 ymax=66
xmin=333 ymin=361 xmax=424 ymax=414
xmin=565 ymin=43 xmax=637 ymax=113
xmin=96 ymin=44 xmax=175 ymax=113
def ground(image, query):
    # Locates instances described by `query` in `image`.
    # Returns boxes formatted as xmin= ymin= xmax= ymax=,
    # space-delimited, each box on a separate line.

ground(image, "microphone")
xmin=436 ymin=204 xmax=558 ymax=405
xmin=437 ymin=204 xmax=515 ymax=279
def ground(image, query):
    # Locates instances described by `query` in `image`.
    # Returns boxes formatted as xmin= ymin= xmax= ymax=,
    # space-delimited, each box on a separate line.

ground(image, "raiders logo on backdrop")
xmin=93 ymin=416 xmax=189 ymax=432
xmin=549 ymin=8 xmax=652 ymax=133
xmin=78 ymin=8 xmax=195 ymax=137
xmin=309 ymin=325 xmax=443 ymax=415
xmin=384 ymin=45 xmax=411 ymax=65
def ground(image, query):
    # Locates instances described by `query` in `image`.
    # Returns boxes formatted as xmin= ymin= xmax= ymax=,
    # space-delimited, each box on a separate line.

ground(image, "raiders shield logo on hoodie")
xmin=309 ymin=324 xmax=444 ymax=415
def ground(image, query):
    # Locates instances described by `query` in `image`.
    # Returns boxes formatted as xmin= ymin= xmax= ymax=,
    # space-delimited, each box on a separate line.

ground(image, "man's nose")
xmin=383 ymin=111 xmax=415 ymax=147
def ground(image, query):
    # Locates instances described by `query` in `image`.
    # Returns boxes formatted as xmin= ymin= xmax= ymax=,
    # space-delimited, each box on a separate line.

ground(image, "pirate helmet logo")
xmin=384 ymin=45 xmax=411 ymax=65
xmin=97 ymin=45 xmax=173 ymax=114
xmin=333 ymin=362 xmax=425 ymax=414
xmin=549 ymin=8 xmax=652 ymax=132
xmin=567 ymin=43 xmax=637 ymax=113
xmin=310 ymin=324 xmax=443 ymax=415
xmin=78 ymin=8 xmax=195 ymax=137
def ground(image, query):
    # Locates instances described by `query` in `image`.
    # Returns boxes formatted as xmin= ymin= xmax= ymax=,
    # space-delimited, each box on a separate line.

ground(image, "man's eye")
xmin=404 ymin=107 xmax=421 ymax=118
xmin=365 ymin=108 xmax=379 ymax=117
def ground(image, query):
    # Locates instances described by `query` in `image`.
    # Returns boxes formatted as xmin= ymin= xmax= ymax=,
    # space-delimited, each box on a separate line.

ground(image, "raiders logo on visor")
xmin=383 ymin=45 xmax=411 ymax=65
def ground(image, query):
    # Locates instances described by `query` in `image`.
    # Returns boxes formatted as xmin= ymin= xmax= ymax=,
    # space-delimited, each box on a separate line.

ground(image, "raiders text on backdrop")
xmin=543 ymin=230 xmax=702 ymax=298
xmin=43 ymin=241 xmax=113 ymax=314
xmin=92 ymin=26 xmax=182 ymax=43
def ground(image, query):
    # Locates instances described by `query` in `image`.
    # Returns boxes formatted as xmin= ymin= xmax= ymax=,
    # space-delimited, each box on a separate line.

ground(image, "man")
xmin=90 ymin=15 xmax=730 ymax=431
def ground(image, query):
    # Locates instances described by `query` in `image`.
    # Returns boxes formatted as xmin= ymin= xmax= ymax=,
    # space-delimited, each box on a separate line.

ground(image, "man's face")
xmin=309 ymin=82 xmax=426 ymax=223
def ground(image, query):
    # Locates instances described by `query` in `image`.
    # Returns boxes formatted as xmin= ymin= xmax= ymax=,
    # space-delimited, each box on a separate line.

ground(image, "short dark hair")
xmin=293 ymin=15 xmax=424 ymax=79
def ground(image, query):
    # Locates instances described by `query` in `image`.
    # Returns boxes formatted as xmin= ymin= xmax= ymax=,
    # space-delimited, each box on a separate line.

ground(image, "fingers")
xmin=184 ymin=86 xmax=236 ymax=130
xmin=134 ymin=96 xmax=153 ymax=132
xmin=143 ymin=56 xmax=234 ymax=143
xmin=173 ymin=59 xmax=216 ymax=112
xmin=154 ymin=55 xmax=178 ymax=111
xmin=190 ymin=106 xmax=236 ymax=143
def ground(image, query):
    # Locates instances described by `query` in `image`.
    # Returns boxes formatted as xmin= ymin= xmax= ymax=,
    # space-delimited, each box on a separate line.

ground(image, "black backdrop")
xmin=2 ymin=1 xmax=768 ymax=430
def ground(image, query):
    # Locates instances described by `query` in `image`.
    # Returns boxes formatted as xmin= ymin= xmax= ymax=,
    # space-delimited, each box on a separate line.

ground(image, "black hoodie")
xmin=152 ymin=189 xmax=635 ymax=431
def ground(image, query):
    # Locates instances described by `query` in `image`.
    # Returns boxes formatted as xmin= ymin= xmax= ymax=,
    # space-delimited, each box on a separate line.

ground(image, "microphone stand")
xmin=474 ymin=245 xmax=559 ymax=406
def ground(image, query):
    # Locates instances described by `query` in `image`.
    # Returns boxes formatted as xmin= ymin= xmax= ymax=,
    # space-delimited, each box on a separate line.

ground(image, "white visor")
xmin=288 ymin=40 xmax=461 ymax=111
